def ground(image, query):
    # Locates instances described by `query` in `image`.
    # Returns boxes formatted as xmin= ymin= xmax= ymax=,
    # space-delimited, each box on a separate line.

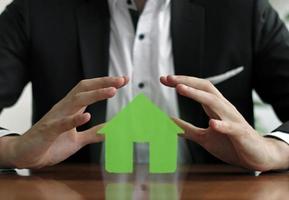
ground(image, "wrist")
xmin=264 ymin=137 xmax=289 ymax=171
xmin=0 ymin=136 xmax=21 ymax=168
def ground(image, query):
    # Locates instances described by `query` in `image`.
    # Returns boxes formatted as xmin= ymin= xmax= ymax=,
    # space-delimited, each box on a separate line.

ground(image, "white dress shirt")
xmin=106 ymin=0 xmax=191 ymax=164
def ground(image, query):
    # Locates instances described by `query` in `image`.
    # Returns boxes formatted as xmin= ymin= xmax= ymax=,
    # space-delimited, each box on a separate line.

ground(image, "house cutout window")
xmin=133 ymin=143 xmax=149 ymax=164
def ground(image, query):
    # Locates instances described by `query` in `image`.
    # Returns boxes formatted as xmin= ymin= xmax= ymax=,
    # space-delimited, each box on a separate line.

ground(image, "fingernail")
xmin=180 ymin=84 xmax=188 ymax=90
xmin=213 ymin=120 xmax=221 ymax=129
xmin=214 ymin=121 xmax=219 ymax=128
xmin=107 ymin=87 xmax=117 ymax=95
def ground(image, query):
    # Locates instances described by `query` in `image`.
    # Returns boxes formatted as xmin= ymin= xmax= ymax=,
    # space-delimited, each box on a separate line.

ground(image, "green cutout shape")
xmin=98 ymin=93 xmax=183 ymax=173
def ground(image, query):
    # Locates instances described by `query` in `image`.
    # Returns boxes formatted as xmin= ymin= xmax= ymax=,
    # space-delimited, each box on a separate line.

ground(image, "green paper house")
xmin=98 ymin=93 xmax=183 ymax=173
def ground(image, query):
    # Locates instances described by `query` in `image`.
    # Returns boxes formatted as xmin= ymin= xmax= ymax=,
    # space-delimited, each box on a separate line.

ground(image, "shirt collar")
xmin=109 ymin=0 xmax=171 ymax=9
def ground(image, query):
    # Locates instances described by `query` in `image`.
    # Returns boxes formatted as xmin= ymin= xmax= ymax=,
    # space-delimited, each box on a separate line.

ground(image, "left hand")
xmin=161 ymin=75 xmax=289 ymax=171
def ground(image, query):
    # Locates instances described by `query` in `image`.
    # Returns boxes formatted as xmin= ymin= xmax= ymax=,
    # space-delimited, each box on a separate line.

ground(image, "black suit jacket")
xmin=0 ymin=0 xmax=289 ymax=163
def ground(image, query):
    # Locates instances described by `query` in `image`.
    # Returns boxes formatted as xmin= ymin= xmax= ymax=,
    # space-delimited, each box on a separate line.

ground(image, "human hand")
xmin=161 ymin=75 xmax=289 ymax=171
xmin=1 ymin=76 xmax=128 ymax=169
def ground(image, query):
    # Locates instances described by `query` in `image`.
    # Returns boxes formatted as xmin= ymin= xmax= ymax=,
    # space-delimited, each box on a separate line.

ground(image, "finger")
xmin=77 ymin=124 xmax=105 ymax=146
xmin=176 ymin=84 xmax=227 ymax=116
xmin=172 ymin=117 xmax=206 ymax=143
xmin=123 ymin=76 xmax=130 ymax=85
xmin=173 ymin=117 xmax=205 ymax=135
xmin=53 ymin=112 xmax=91 ymax=133
xmin=165 ymin=75 xmax=223 ymax=97
xmin=71 ymin=87 xmax=116 ymax=108
xmin=160 ymin=76 xmax=175 ymax=87
xmin=72 ymin=76 xmax=128 ymax=94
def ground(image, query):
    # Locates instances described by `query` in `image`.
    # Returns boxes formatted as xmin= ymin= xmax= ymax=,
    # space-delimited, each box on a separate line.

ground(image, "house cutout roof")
xmin=98 ymin=93 xmax=184 ymax=173
xmin=99 ymin=93 xmax=183 ymax=141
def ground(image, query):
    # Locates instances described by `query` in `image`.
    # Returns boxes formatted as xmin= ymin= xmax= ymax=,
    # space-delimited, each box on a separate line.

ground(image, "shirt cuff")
xmin=0 ymin=129 xmax=19 ymax=137
xmin=264 ymin=131 xmax=289 ymax=145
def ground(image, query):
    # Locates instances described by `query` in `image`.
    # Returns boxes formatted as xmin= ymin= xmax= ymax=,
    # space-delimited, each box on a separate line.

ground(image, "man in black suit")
xmin=0 ymin=0 xmax=288 ymax=171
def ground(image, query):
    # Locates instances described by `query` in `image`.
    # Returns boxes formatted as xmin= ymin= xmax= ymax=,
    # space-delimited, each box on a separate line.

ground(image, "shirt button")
xmin=139 ymin=34 xmax=145 ymax=40
xmin=138 ymin=82 xmax=145 ymax=89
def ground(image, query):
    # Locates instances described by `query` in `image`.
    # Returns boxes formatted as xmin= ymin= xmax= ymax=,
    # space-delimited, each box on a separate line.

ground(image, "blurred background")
xmin=0 ymin=0 xmax=288 ymax=133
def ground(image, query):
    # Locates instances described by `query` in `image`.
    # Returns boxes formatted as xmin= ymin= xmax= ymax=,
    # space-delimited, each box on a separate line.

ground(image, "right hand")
xmin=0 ymin=76 xmax=128 ymax=169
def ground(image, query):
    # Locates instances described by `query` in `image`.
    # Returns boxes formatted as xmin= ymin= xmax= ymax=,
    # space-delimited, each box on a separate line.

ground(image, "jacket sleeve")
xmin=253 ymin=0 xmax=289 ymax=127
xmin=0 ymin=0 xmax=30 ymax=133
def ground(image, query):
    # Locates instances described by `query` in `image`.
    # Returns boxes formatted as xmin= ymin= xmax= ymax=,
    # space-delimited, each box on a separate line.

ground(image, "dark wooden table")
xmin=0 ymin=164 xmax=288 ymax=199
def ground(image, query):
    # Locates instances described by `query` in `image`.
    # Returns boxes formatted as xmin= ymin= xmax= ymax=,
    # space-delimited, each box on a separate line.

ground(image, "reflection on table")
xmin=0 ymin=164 xmax=288 ymax=199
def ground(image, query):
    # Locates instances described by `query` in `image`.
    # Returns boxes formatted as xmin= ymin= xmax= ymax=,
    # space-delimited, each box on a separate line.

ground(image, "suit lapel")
xmin=171 ymin=0 xmax=206 ymax=124
xmin=171 ymin=0 xmax=210 ymax=163
xmin=77 ymin=0 xmax=110 ymax=79
xmin=171 ymin=0 xmax=205 ymax=77
xmin=76 ymin=0 xmax=110 ymax=162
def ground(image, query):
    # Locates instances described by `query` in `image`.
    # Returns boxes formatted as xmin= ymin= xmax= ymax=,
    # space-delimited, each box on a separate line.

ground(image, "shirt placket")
xmin=130 ymin=1 xmax=158 ymax=164
xmin=131 ymin=2 xmax=156 ymax=98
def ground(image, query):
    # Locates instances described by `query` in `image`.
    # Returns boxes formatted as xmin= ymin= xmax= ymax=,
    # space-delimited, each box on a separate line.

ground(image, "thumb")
xmin=172 ymin=117 xmax=206 ymax=142
xmin=77 ymin=124 xmax=105 ymax=146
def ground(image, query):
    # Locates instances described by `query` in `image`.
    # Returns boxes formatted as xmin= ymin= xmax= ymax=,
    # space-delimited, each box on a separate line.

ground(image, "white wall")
xmin=0 ymin=0 xmax=288 ymax=134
